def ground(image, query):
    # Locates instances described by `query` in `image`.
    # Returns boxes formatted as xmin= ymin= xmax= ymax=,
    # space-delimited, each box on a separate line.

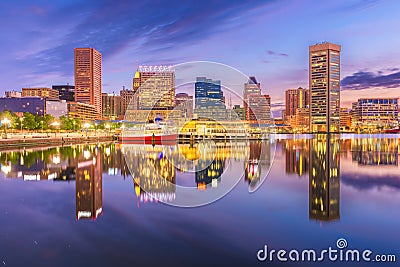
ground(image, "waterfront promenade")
xmin=0 ymin=132 xmax=114 ymax=150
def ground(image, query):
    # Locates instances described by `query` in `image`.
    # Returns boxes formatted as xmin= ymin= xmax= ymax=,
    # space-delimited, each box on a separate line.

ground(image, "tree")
xmin=22 ymin=112 xmax=38 ymax=130
xmin=60 ymin=116 xmax=82 ymax=131
xmin=0 ymin=110 xmax=19 ymax=130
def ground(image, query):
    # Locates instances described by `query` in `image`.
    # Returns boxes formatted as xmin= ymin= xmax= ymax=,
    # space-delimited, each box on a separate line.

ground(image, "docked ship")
xmin=120 ymin=117 xmax=178 ymax=145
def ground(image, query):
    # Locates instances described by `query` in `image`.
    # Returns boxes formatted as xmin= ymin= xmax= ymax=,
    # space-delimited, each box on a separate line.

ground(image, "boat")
xmin=120 ymin=117 xmax=178 ymax=145
xmin=384 ymin=128 xmax=400 ymax=134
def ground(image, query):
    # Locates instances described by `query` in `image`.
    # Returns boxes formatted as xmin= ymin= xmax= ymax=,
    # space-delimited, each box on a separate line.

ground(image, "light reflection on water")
xmin=0 ymin=136 xmax=398 ymax=266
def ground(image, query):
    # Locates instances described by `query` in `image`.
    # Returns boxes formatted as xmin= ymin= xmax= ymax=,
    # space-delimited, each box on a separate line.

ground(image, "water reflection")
xmin=0 ymin=136 xmax=398 ymax=219
xmin=308 ymin=135 xmax=340 ymax=221
xmin=75 ymin=147 xmax=103 ymax=220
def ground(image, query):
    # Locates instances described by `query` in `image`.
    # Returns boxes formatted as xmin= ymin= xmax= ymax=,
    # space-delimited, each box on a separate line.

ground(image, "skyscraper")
xmin=136 ymin=66 xmax=175 ymax=110
xmin=309 ymin=42 xmax=341 ymax=133
xmin=243 ymin=77 xmax=261 ymax=120
xmin=120 ymin=86 xmax=135 ymax=115
xmin=74 ymin=48 xmax=102 ymax=119
xmin=247 ymin=94 xmax=271 ymax=125
xmin=285 ymin=87 xmax=309 ymax=117
xmin=175 ymin=92 xmax=193 ymax=119
xmin=194 ymin=77 xmax=226 ymax=120
xmin=52 ymin=84 xmax=75 ymax=102
xmin=102 ymin=93 xmax=121 ymax=120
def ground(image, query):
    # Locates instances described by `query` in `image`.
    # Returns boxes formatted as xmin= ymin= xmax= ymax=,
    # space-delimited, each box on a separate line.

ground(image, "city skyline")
xmin=1 ymin=1 xmax=400 ymax=117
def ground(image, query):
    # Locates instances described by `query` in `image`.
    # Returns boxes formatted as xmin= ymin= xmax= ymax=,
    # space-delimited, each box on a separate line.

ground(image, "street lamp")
xmin=1 ymin=117 xmax=10 ymax=139
xmin=51 ymin=121 xmax=60 ymax=137
xmin=84 ymin=123 xmax=90 ymax=137
xmin=19 ymin=117 xmax=23 ymax=132
xmin=105 ymin=123 xmax=111 ymax=136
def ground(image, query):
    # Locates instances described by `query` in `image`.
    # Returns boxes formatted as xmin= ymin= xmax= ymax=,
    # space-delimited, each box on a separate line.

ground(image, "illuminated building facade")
xmin=102 ymin=93 xmax=121 ymax=120
xmin=309 ymin=42 xmax=341 ymax=133
xmin=233 ymin=105 xmax=246 ymax=121
xmin=309 ymin=136 xmax=340 ymax=221
xmin=351 ymin=98 xmax=398 ymax=129
xmin=22 ymin=87 xmax=59 ymax=100
xmin=285 ymin=87 xmax=309 ymax=116
xmin=74 ymin=48 xmax=102 ymax=119
xmin=120 ymin=87 xmax=135 ymax=116
xmin=295 ymin=107 xmax=310 ymax=132
xmin=136 ymin=66 xmax=175 ymax=110
xmin=243 ymin=77 xmax=261 ymax=120
xmin=247 ymin=94 xmax=271 ymax=125
xmin=339 ymin=107 xmax=351 ymax=129
xmin=5 ymin=91 xmax=21 ymax=98
xmin=45 ymin=100 xmax=68 ymax=118
xmin=175 ymin=92 xmax=193 ymax=119
xmin=68 ymin=102 xmax=97 ymax=122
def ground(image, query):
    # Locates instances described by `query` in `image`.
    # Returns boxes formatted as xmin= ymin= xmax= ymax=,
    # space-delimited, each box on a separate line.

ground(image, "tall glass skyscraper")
xmin=309 ymin=42 xmax=341 ymax=133
xmin=194 ymin=77 xmax=226 ymax=120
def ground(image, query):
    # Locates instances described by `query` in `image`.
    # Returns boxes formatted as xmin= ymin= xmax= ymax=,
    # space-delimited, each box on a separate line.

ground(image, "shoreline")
xmin=0 ymin=133 xmax=114 ymax=150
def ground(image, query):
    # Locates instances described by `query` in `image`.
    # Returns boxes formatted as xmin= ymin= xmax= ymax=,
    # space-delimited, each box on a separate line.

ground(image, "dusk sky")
xmin=1 ymin=0 xmax=400 ymax=115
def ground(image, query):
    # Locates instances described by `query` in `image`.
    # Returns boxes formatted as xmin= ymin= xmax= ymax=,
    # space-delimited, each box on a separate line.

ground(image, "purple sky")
xmin=1 ymin=0 xmax=400 ymax=115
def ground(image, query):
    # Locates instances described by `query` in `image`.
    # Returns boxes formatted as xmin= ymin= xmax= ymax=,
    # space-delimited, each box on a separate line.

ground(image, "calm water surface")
xmin=0 ymin=136 xmax=398 ymax=267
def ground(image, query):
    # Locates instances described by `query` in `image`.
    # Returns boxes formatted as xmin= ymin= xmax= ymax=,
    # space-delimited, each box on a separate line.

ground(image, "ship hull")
xmin=120 ymin=133 xmax=178 ymax=145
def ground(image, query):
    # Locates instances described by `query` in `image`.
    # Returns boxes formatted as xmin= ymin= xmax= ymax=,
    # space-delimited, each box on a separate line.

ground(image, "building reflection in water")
xmin=309 ymin=135 xmax=340 ymax=221
xmin=244 ymin=141 xmax=272 ymax=191
xmin=195 ymin=143 xmax=226 ymax=190
xmin=351 ymin=138 xmax=399 ymax=166
xmin=284 ymin=139 xmax=308 ymax=177
xmin=74 ymin=146 xmax=103 ymax=220
xmin=123 ymin=145 xmax=176 ymax=203
xmin=0 ymin=136 xmax=397 ymax=218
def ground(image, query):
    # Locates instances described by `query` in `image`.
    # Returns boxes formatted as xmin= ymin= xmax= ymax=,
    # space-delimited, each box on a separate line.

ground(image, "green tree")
xmin=22 ymin=112 xmax=38 ymax=131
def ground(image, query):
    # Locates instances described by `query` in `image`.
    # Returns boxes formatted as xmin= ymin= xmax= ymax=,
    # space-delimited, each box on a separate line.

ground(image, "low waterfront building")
xmin=46 ymin=100 xmax=68 ymax=118
xmin=339 ymin=107 xmax=351 ymax=130
xmin=5 ymin=91 xmax=22 ymax=98
xmin=0 ymin=97 xmax=45 ymax=115
xmin=351 ymin=98 xmax=398 ymax=129
xmin=68 ymin=102 xmax=97 ymax=122
xmin=22 ymin=87 xmax=59 ymax=100
xmin=232 ymin=105 xmax=246 ymax=121
xmin=294 ymin=107 xmax=310 ymax=132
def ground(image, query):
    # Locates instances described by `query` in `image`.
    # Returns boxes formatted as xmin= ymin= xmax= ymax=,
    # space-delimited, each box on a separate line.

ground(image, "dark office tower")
xmin=52 ymin=84 xmax=75 ymax=102
xmin=102 ymin=93 xmax=121 ymax=120
xmin=309 ymin=136 xmax=340 ymax=221
xmin=120 ymin=86 xmax=135 ymax=115
xmin=194 ymin=77 xmax=226 ymax=120
xmin=309 ymin=42 xmax=341 ymax=133
xmin=74 ymin=47 xmax=102 ymax=119
xmin=75 ymin=149 xmax=103 ymax=220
